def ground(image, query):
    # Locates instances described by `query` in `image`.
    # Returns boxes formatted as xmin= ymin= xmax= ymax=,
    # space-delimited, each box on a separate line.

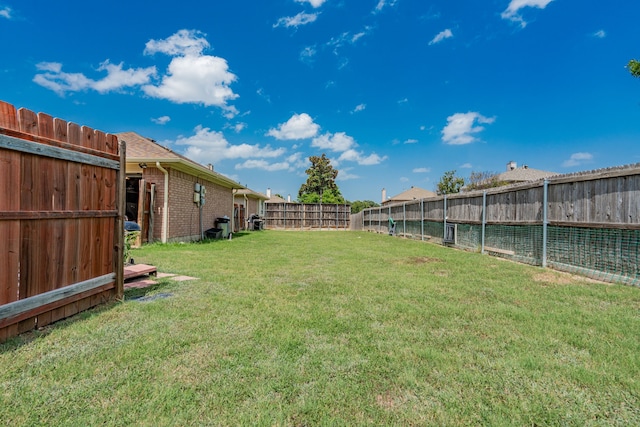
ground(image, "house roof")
xmin=118 ymin=131 xmax=243 ymax=190
xmin=383 ymin=186 xmax=437 ymax=205
xmin=496 ymin=165 xmax=557 ymax=182
xmin=234 ymin=188 xmax=269 ymax=200
xmin=265 ymin=194 xmax=287 ymax=203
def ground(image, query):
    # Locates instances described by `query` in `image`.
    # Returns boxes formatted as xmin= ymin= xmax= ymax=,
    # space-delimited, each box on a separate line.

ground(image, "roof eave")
xmin=127 ymin=157 xmax=244 ymax=189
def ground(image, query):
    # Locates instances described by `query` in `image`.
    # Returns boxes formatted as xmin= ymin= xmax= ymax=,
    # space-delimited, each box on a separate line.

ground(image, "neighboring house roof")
xmin=118 ymin=131 xmax=243 ymax=189
xmin=383 ymin=186 xmax=437 ymax=205
xmin=265 ymin=194 xmax=287 ymax=203
xmin=234 ymin=188 xmax=269 ymax=200
xmin=496 ymin=165 xmax=557 ymax=183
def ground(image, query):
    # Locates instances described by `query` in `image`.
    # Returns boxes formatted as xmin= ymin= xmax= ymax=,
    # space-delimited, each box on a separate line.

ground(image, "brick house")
xmin=233 ymin=189 xmax=269 ymax=232
xmin=118 ymin=131 xmax=245 ymax=243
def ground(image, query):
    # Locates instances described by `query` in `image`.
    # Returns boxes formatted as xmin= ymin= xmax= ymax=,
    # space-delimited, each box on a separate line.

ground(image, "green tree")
xmin=350 ymin=200 xmax=380 ymax=214
xmin=298 ymin=154 xmax=345 ymax=204
xmin=628 ymin=59 xmax=640 ymax=78
xmin=298 ymin=188 xmax=345 ymax=204
xmin=436 ymin=170 xmax=465 ymax=195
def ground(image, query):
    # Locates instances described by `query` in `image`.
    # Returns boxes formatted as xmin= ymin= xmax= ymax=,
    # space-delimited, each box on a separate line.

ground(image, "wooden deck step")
xmin=124 ymin=264 xmax=158 ymax=280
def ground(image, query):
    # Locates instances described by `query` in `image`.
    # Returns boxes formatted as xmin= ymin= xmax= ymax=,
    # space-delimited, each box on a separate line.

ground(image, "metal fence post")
xmin=542 ymin=179 xmax=548 ymax=268
xmin=443 ymin=195 xmax=447 ymax=244
xmin=481 ymin=191 xmax=486 ymax=254
xmin=403 ymin=203 xmax=406 ymax=236
xmin=421 ymin=199 xmax=424 ymax=241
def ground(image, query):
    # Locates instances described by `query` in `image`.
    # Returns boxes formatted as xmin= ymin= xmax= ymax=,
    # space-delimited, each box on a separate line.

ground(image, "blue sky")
xmin=1 ymin=1 xmax=639 ymax=202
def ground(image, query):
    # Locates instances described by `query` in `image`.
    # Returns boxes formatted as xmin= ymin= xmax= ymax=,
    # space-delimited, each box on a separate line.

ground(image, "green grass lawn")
xmin=1 ymin=231 xmax=639 ymax=426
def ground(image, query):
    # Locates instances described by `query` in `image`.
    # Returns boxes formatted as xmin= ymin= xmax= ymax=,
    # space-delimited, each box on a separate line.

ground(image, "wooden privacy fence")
xmin=264 ymin=203 xmax=350 ymax=230
xmin=352 ymin=164 xmax=640 ymax=286
xmin=0 ymin=101 xmax=125 ymax=342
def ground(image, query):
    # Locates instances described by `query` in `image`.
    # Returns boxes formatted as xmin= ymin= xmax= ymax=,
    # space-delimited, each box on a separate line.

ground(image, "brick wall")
xmin=141 ymin=167 xmax=235 ymax=242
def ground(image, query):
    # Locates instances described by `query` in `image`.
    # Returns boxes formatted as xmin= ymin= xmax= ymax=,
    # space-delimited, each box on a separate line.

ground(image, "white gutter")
xmin=156 ymin=162 xmax=169 ymax=243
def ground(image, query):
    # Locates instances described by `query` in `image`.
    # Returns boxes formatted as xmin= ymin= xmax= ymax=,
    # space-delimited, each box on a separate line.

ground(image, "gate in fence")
xmin=0 ymin=101 xmax=126 ymax=342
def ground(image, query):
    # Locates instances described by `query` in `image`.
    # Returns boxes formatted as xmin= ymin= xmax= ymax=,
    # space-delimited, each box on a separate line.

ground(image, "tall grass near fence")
xmin=1 ymin=231 xmax=639 ymax=426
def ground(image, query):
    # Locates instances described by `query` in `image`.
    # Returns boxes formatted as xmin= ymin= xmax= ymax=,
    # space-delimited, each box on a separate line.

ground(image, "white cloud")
xmin=460 ymin=163 xmax=473 ymax=169
xmin=144 ymin=29 xmax=209 ymax=56
xmin=295 ymin=0 xmax=326 ymax=8
xmin=352 ymin=103 xmax=366 ymax=113
xmin=413 ymin=167 xmax=430 ymax=173
xmin=152 ymin=116 xmax=171 ymax=125
xmin=373 ymin=0 xmax=398 ymax=13
xmin=232 ymin=123 xmax=246 ymax=133
xmin=312 ymin=132 xmax=356 ymax=152
xmin=33 ymin=29 xmax=238 ymax=115
xmin=177 ymin=125 xmax=285 ymax=165
xmin=336 ymin=167 xmax=359 ymax=181
xmin=142 ymin=32 xmax=238 ymax=111
xmin=593 ymin=30 xmax=606 ymax=38
xmin=429 ymin=29 xmax=453 ymax=45
xmin=441 ymin=112 xmax=495 ymax=145
xmin=235 ymin=159 xmax=291 ymax=171
xmin=274 ymin=12 xmax=319 ymax=28
xmin=0 ymin=7 xmax=12 ymax=19
xmin=562 ymin=152 xmax=593 ymax=167
xmin=300 ymin=46 xmax=317 ymax=63
xmin=326 ymin=27 xmax=373 ymax=54
xmin=286 ymin=152 xmax=309 ymax=169
xmin=338 ymin=149 xmax=387 ymax=166
xmin=404 ymin=139 xmax=418 ymax=144
xmin=33 ymin=61 xmax=155 ymax=96
xmin=267 ymin=113 xmax=320 ymax=140
xmin=501 ymin=0 xmax=554 ymax=27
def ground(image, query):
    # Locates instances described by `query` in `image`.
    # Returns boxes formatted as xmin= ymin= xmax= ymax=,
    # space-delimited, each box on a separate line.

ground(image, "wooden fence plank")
xmin=0 ymin=101 xmax=18 ymax=130
xmin=17 ymin=108 xmax=38 ymax=134
xmin=37 ymin=113 xmax=54 ymax=139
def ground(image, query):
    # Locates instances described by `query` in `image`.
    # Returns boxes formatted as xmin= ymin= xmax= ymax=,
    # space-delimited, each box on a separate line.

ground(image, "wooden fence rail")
xmin=0 ymin=100 xmax=125 ymax=342
xmin=352 ymin=164 xmax=640 ymax=286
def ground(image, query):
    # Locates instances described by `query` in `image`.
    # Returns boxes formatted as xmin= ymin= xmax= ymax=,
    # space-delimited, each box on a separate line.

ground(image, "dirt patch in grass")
xmin=397 ymin=256 xmax=442 ymax=265
xmin=533 ymin=271 xmax=608 ymax=286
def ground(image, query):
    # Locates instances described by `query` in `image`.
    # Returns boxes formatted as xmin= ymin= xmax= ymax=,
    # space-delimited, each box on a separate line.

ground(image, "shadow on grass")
xmin=0 ymin=277 xmax=176 ymax=353
xmin=196 ymin=231 xmax=253 ymax=243
xmin=124 ymin=278 xmax=175 ymax=301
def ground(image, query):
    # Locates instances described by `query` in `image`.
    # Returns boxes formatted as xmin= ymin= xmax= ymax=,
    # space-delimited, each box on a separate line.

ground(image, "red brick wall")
xmin=142 ymin=167 xmax=235 ymax=242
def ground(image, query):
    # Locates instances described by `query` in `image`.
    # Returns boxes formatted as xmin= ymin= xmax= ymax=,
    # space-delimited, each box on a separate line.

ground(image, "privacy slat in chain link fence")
xmin=352 ymin=165 xmax=640 ymax=286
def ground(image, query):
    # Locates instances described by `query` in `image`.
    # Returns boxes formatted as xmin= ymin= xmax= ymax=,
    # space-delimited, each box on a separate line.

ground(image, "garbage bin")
xmin=215 ymin=217 xmax=230 ymax=238
xmin=205 ymin=228 xmax=223 ymax=239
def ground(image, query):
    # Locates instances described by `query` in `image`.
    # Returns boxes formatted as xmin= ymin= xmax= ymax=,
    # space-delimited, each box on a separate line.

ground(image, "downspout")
xmin=156 ymin=162 xmax=169 ymax=243
xmin=231 ymin=188 xmax=237 ymax=235
xmin=244 ymin=193 xmax=248 ymax=231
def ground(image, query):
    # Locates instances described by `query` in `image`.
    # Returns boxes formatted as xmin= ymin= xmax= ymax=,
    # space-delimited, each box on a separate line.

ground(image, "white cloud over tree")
xmin=267 ymin=113 xmax=320 ymax=140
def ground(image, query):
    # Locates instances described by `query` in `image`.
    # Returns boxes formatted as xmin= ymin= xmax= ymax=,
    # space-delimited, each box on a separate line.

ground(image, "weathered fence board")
xmin=0 ymin=100 xmax=125 ymax=342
